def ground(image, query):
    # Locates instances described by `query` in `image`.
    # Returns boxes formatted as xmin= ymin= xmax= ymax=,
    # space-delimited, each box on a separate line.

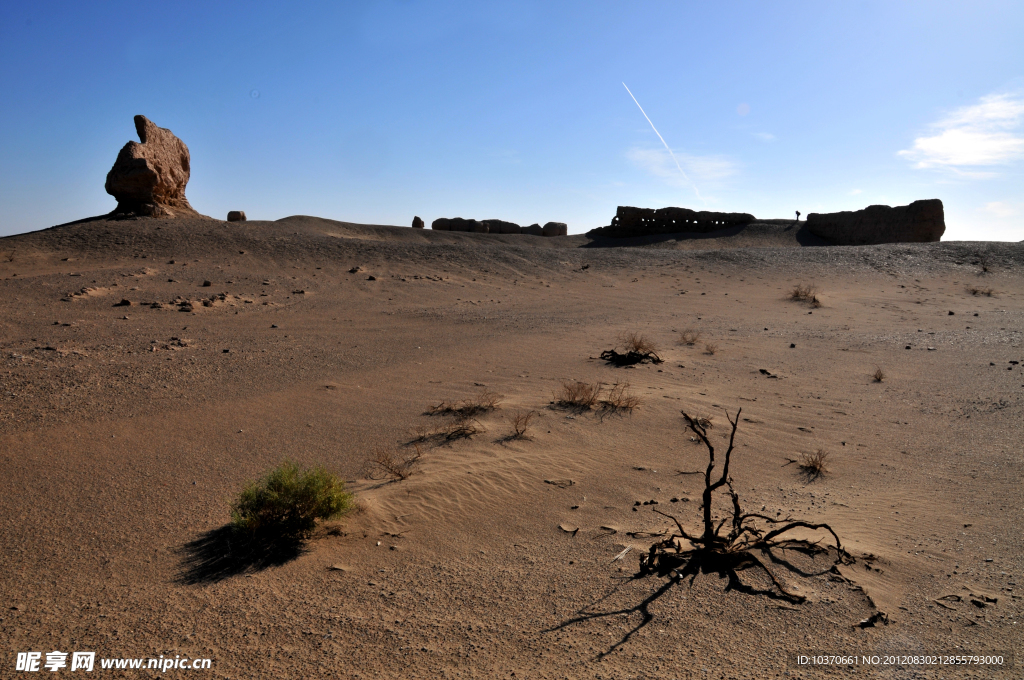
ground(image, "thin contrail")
xmin=622 ymin=82 xmax=703 ymax=202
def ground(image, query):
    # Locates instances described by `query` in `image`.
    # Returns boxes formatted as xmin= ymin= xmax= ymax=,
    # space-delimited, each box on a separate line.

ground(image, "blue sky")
xmin=1 ymin=1 xmax=1022 ymax=240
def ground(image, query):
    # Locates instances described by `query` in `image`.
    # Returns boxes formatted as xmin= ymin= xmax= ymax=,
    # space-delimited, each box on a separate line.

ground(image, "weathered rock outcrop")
xmin=227 ymin=211 xmax=246 ymax=222
xmin=588 ymin=206 xmax=755 ymax=238
xmin=806 ymin=200 xmax=944 ymax=245
xmin=105 ymin=115 xmax=200 ymax=218
xmin=430 ymin=217 xmax=567 ymax=236
xmin=412 ymin=216 xmax=425 ymax=229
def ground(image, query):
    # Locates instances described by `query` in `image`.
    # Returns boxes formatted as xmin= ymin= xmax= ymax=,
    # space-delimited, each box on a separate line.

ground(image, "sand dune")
xmin=1 ymin=216 xmax=1021 ymax=677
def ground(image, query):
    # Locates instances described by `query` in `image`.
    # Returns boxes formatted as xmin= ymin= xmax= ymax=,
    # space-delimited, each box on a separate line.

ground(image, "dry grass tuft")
xmin=555 ymin=380 xmax=602 ymax=409
xmin=790 ymin=283 xmax=821 ymax=306
xmin=599 ymin=382 xmax=642 ymax=413
xmin=506 ymin=410 xmax=538 ymax=439
xmin=872 ymin=366 xmax=885 ymax=383
xmin=439 ymin=416 xmax=483 ymax=440
xmin=966 ymin=285 xmax=994 ymax=297
xmin=427 ymin=389 xmax=503 ymax=417
xmin=678 ymin=329 xmax=702 ymax=346
xmin=703 ymin=343 xmax=718 ymax=355
xmin=799 ymin=449 xmax=830 ymax=479
xmin=618 ymin=331 xmax=659 ymax=355
xmin=363 ymin=446 xmax=422 ymax=482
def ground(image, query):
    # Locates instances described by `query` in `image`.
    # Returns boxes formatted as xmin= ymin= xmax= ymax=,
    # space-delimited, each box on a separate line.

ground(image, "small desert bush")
xmin=704 ymin=342 xmax=718 ymax=355
xmin=618 ymin=331 xmax=659 ymax=355
xmin=873 ymin=366 xmax=885 ymax=383
xmin=507 ymin=410 xmax=538 ymax=439
xmin=231 ymin=461 xmax=353 ymax=538
xmin=427 ymin=390 xmax=503 ymax=417
xmin=678 ymin=329 xmax=702 ymax=346
xmin=799 ymin=449 xmax=829 ymax=479
xmin=440 ymin=415 xmax=483 ymax=440
xmin=599 ymin=382 xmax=642 ymax=413
xmin=966 ymin=285 xmax=994 ymax=297
xmin=555 ymin=380 xmax=602 ymax=409
xmin=790 ymin=283 xmax=821 ymax=306
xmin=363 ymin=446 xmax=422 ymax=481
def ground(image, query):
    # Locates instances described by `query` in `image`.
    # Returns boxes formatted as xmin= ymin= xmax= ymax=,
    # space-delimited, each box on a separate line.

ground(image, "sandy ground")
xmin=0 ymin=216 xmax=1022 ymax=679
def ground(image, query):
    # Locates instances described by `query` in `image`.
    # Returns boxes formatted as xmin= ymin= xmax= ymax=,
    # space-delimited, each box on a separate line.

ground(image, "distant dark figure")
xmin=795 ymin=211 xmax=801 ymax=221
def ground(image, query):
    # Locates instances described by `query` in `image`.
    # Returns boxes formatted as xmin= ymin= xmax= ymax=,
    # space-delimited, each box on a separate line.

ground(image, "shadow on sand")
xmin=546 ymin=545 xmax=844 ymax=660
xmin=175 ymin=525 xmax=308 ymax=585
xmin=581 ymin=221 xmax=829 ymax=248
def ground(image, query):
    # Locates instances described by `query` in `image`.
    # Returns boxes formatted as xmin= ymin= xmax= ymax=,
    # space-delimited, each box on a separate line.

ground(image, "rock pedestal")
xmin=105 ymin=115 xmax=201 ymax=218
xmin=806 ymin=200 xmax=945 ymax=245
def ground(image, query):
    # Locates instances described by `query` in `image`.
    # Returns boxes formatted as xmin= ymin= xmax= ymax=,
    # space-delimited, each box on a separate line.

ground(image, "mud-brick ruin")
xmin=587 ymin=206 xmax=755 ymax=239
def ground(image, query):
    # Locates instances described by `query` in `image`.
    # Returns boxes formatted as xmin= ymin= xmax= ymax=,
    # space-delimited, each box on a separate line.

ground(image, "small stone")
xmin=367 ymin=275 xmax=376 ymax=281
xmin=202 ymin=281 xmax=212 ymax=287
xmin=271 ymin=324 xmax=279 ymax=328
xmin=948 ymin=311 xmax=955 ymax=315
xmin=790 ymin=343 xmax=796 ymax=348
xmin=114 ymin=298 xmax=132 ymax=307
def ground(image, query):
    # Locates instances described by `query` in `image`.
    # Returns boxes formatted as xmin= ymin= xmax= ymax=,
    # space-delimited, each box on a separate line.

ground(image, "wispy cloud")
xmin=753 ymin=132 xmax=775 ymax=142
xmin=899 ymin=92 xmax=1024 ymax=174
xmin=848 ymin=188 xmax=863 ymax=195
xmin=627 ymin=147 xmax=737 ymax=188
xmin=982 ymin=201 xmax=1022 ymax=219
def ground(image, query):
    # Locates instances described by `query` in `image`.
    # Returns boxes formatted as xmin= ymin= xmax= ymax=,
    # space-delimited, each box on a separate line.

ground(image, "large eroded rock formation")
xmin=805 ymin=200 xmax=945 ymax=245
xmin=105 ymin=115 xmax=201 ymax=218
xmin=588 ymin=206 xmax=755 ymax=238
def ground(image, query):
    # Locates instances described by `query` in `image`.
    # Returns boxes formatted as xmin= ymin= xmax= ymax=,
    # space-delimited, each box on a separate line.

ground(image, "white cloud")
xmin=753 ymin=132 xmax=776 ymax=142
xmin=982 ymin=201 xmax=1022 ymax=219
xmin=848 ymin=188 xmax=863 ymax=195
xmin=627 ymin=147 xmax=737 ymax=188
xmin=899 ymin=93 xmax=1024 ymax=173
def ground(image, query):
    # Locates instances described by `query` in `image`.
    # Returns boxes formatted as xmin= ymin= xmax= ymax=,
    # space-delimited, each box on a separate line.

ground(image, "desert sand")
xmin=1 ymin=215 xmax=1021 ymax=678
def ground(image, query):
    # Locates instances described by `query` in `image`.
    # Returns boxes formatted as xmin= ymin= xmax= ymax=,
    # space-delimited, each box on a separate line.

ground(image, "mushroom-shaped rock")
xmin=105 ymin=115 xmax=201 ymax=218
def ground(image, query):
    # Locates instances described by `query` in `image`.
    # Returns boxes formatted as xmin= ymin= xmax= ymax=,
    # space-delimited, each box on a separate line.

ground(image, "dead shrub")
xmin=601 ymin=332 xmax=663 ymax=366
xmin=555 ymin=380 xmax=602 ymax=409
xmin=619 ymin=331 xmax=659 ymax=355
xmin=438 ymin=415 xmax=483 ymax=440
xmin=427 ymin=389 xmax=503 ymax=417
xmin=507 ymin=410 xmax=538 ymax=439
xmin=799 ymin=449 xmax=829 ymax=480
xmin=363 ymin=445 xmax=422 ymax=481
xmin=872 ymin=366 xmax=885 ymax=383
xmin=966 ymin=286 xmax=994 ymax=297
xmin=678 ymin=329 xmax=702 ymax=346
xmin=790 ymin=283 xmax=821 ymax=306
xmin=599 ymin=382 xmax=642 ymax=414
xmin=703 ymin=343 xmax=718 ymax=355
xmin=639 ymin=409 xmax=849 ymax=604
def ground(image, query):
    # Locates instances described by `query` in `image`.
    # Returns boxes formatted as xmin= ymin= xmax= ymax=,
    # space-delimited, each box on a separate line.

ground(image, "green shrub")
xmin=231 ymin=461 xmax=353 ymax=538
